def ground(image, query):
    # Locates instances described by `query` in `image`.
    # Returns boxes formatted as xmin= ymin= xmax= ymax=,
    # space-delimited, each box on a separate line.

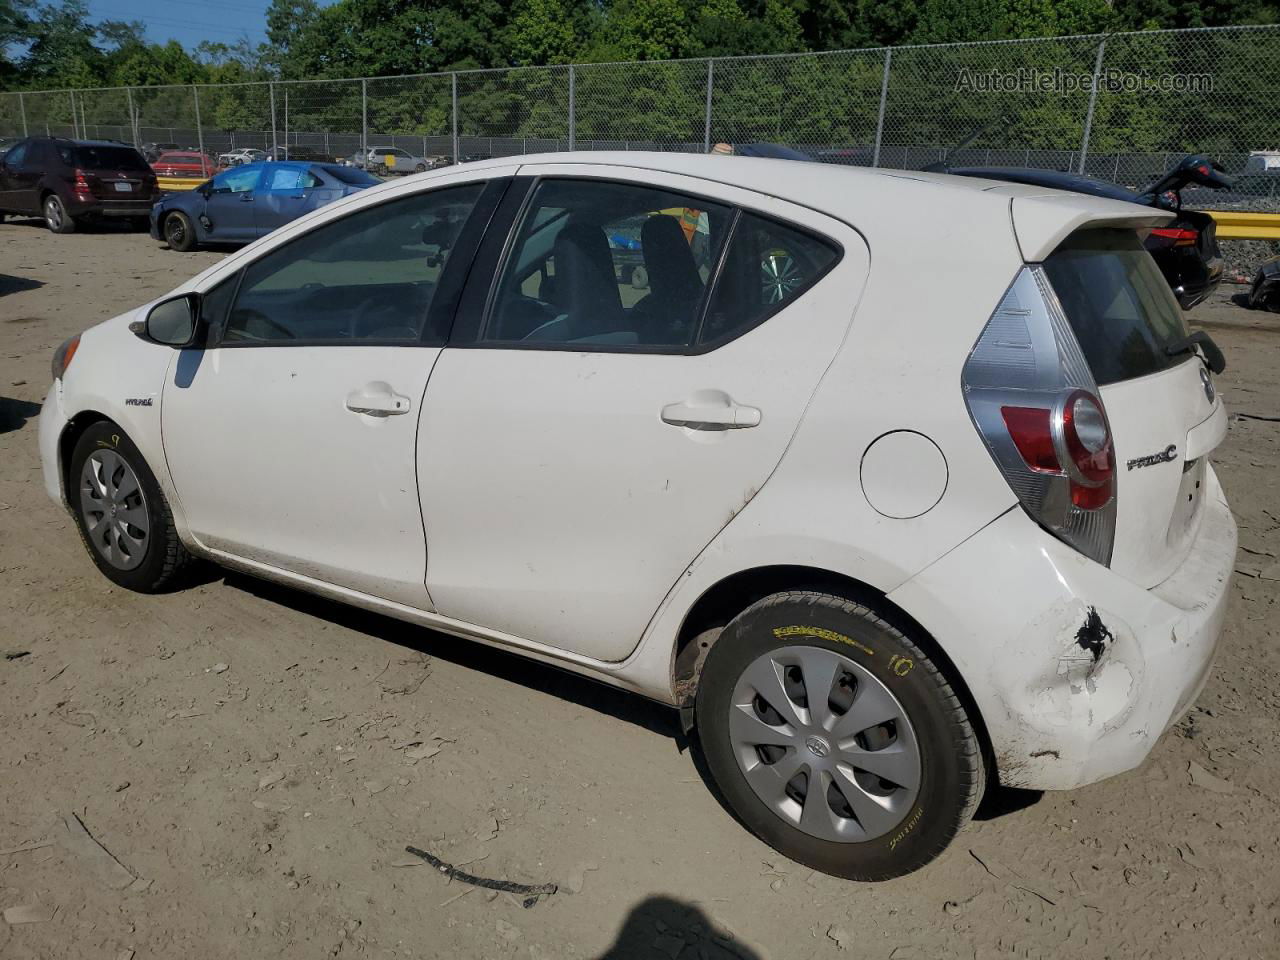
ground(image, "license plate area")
xmin=113 ymin=182 xmax=132 ymax=193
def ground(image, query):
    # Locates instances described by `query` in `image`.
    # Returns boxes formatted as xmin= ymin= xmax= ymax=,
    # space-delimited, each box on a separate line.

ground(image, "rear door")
xmin=419 ymin=166 xmax=869 ymax=661
xmin=254 ymin=164 xmax=325 ymax=235
xmin=1043 ymin=228 xmax=1225 ymax=587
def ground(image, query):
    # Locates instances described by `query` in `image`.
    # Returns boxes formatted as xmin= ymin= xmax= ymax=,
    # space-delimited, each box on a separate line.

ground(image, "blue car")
xmin=150 ymin=161 xmax=380 ymax=252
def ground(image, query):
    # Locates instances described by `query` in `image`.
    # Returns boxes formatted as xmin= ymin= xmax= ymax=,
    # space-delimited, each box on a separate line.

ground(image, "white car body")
xmin=39 ymin=152 xmax=1236 ymax=797
xmin=218 ymin=148 xmax=266 ymax=167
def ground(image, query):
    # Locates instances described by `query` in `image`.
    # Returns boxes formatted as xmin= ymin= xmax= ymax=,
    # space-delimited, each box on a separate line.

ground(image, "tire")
xmin=44 ymin=194 xmax=76 ymax=234
xmin=695 ymin=590 xmax=984 ymax=881
xmin=415 ymin=163 xmax=427 ymax=173
xmin=163 ymin=211 xmax=196 ymax=252
xmin=69 ymin=421 xmax=191 ymax=592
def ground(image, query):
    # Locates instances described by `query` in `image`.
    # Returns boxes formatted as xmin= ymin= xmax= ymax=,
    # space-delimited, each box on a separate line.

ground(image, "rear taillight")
xmin=73 ymin=169 xmax=92 ymax=194
xmin=963 ymin=266 xmax=1116 ymax=565
xmin=1001 ymin=391 xmax=1115 ymax=511
xmin=1148 ymin=226 xmax=1198 ymax=247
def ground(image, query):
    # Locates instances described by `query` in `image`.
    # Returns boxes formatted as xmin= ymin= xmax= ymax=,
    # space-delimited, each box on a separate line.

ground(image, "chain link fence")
xmin=2 ymin=23 xmax=1278 ymax=265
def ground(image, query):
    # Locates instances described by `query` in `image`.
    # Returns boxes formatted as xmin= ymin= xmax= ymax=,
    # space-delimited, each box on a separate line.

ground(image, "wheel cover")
xmin=729 ymin=645 xmax=921 ymax=843
xmin=760 ymin=250 xmax=802 ymax=304
xmin=166 ymin=216 xmax=186 ymax=245
xmin=79 ymin=449 xmax=150 ymax=571
xmin=45 ymin=198 xmax=63 ymax=230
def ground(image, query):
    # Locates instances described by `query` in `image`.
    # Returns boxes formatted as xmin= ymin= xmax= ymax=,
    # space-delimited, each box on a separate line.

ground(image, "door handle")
xmin=239 ymin=194 xmax=254 ymax=202
xmin=345 ymin=384 xmax=411 ymax=417
xmin=661 ymin=393 xmax=761 ymax=430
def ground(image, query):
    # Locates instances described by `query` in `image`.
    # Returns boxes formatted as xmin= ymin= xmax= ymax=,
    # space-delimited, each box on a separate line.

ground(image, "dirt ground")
xmin=1 ymin=218 xmax=1278 ymax=960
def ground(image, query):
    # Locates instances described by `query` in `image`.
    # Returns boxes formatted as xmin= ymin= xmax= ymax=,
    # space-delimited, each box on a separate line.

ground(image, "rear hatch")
xmin=1041 ymin=228 xmax=1224 ymax=587
xmin=70 ymin=144 xmax=157 ymax=201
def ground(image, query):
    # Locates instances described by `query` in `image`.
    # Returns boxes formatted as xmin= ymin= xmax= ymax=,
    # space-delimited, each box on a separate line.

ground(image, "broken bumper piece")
xmin=889 ymin=465 xmax=1237 ymax=791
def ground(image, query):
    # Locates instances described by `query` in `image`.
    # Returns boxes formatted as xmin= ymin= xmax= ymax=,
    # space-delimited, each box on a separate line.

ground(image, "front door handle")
xmin=661 ymin=392 xmax=761 ymax=430
xmin=239 ymin=194 xmax=254 ymax=202
xmin=345 ymin=384 xmax=411 ymax=417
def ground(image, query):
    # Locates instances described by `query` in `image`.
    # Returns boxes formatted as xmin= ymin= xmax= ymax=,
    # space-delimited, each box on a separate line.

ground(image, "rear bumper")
xmin=71 ymin=196 xmax=156 ymax=217
xmin=889 ymin=465 xmax=1237 ymax=791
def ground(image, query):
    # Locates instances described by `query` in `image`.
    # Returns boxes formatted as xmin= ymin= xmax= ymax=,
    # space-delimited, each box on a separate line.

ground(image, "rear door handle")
xmin=345 ymin=384 xmax=411 ymax=417
xmin=661 ymin=393 xmax=761 ymax=430
xmin=239 ymin=194 xmax=254 ymax=202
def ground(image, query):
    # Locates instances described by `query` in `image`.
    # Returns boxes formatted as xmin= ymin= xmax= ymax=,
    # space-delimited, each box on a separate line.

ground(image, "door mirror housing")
xmin=132 ymin=293 xmax=200 ymax=347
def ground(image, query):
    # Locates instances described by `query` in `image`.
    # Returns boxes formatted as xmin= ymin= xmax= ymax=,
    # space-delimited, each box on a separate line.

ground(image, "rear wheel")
xmin=69 ymin=422 xmax=191 ymax=592
xmin=695 ymin=590 xmax=984 ymax=880
xmin=163 ymin=211 xmax=196 ymax=252
xmin=415 ymin=162 xmax=427 ymax=173
xmin=44 ymin=194 xmax=75 ymax=234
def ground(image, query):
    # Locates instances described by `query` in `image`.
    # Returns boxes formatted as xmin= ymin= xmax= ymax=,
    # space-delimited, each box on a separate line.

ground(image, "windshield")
xmin=1043 ymin=228 xmax=1189 ymax=385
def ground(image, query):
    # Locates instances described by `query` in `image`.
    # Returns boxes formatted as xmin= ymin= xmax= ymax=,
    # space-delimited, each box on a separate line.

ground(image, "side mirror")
xmin=131 ymin=293 xmax=200 ymax=347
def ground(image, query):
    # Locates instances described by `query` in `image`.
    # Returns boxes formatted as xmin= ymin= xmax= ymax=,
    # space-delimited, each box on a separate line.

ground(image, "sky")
xmin=84 ymin=0 xmax=282 ymax=50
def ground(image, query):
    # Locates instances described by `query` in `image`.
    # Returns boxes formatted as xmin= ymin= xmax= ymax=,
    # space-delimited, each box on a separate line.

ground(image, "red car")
xmin=152 ymin=151 xmax=217 ymax=179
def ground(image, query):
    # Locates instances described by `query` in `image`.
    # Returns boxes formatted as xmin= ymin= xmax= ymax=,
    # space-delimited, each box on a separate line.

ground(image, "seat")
xmin=544 ymin=221 xmax=626 ymax=341
xmin=633 ymin=214 xmax=705 ymax=344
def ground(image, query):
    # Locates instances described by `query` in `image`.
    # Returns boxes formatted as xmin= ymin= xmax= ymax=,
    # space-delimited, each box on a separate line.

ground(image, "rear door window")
xmin=1042 ymin=228 xmax=1189 ymax=385
xmin=698 ymin=212 xmax=840 ymax=347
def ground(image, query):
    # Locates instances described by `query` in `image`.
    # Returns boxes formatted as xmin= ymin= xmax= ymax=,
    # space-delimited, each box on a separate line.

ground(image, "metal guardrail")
xmin=155 ymin=176 xmax=206 ymax=193
xmin=1206 ymin=211 xmax=1280 ymax=240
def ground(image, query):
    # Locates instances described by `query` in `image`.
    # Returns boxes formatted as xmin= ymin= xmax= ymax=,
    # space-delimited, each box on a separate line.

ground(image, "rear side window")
xmin=698 ymin=213 xmax=840 ymax=347
xmin=1043 ymin=228 xmax=1188 ymax=385
xmin=67 ymin=145 xmax=148 ymax=170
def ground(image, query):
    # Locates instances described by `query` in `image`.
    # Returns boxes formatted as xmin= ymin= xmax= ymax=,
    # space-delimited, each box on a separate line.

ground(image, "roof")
xmin=942 ymin=166 xmax=1141 ymax=203
xmin=454 ymin=150 xmax=1169 ymax=260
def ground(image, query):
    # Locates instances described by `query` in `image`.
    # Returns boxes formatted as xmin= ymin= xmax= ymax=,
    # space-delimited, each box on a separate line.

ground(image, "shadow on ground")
xmin=0 ymin=397 xmax=41 ymax=435
xmin=0 ymin=273 xmax=45 ymax=297
xmin=594 ymin=896 xmax=760 ymax=960
xmin=224 ymin=571 xmax=680 ymax=739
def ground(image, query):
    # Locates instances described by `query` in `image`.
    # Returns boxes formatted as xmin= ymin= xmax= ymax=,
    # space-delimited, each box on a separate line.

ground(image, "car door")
xmin=254 ymin=164 xmax=324 ymax=235
xmin=0 ymin=140 xmax=27 ymax=210
xmin=201 ymin=165 xmax=265 ymax=242
xmin=1 ymin=141 xmax=41 ymax=215
xmin=161 ymin=174 xmax=509 ymax=606
xmin=419 ymin=166 xmax=870 ymax=661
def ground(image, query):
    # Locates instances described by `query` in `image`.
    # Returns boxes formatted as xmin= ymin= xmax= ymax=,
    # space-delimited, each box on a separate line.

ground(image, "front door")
xmin=161 ymin=176 xmax=498 ymax=606
xmin=201 ymin=165 xmax=264 ymax=243
xmin=420 ymin=168 xmax=869 ymax=661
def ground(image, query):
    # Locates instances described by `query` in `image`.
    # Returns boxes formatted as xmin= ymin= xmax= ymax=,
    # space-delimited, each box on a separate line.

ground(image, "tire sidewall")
xmin=696 ymin=595 xmax=976 ymax=881
xmin=165 ymin=212 xmax=195 ymax=252
xmin=70 ymin=423 xmax=172 ymax=591
xmin=45 ymin=195 xmax=74 ymax=234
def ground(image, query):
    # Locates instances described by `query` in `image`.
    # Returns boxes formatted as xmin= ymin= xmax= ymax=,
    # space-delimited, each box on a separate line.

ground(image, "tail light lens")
xmin=52 ymin=335 xmax=80 ymax=382
xmin=73 ymin=169 xmax=92 ymax=194
xmin=1148 ymin=226 xmax=1198 ymax=247
xmin=963 ymin=266 xmax=1116 ymax=565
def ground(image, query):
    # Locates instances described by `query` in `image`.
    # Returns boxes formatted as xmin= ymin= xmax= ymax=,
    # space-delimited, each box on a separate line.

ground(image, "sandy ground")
xmin=1 ymin=218 xmax=1279 ymax=960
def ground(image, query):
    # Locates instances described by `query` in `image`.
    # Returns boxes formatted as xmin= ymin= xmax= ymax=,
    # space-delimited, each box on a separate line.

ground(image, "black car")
xmin=939 ymin=157 xmax=1229 ymax=310
xmin=0 ymin=136 xmax=159 ymax=233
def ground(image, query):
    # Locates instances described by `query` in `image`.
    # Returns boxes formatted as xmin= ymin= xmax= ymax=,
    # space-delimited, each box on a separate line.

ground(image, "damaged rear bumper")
xmin=889 ymin=465 xmax=1237 ymax=791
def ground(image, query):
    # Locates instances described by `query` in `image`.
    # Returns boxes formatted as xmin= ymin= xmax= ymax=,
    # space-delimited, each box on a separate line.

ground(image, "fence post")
xmin=284 ymin=87 xmax=289 ymax=148
xmin=703 ymin=59 xmax=714 ymax=152
xmin=361 ymin=79 xmax=368 ymax=161
xmin=567 ymin=64 xmax=576 ymax=151
xmin=872 ymin=48 xmax=891 ymax=168
xmin=18 ymin=91 xmax=27 ymax=136
xmin=68 ymin=90 xmax=76 ymax=138
xmin=125 ymin=87 xmax=135 ymax=144
xmin=269 ymin=81 xmax=278 ymax=157
xmin=1078 ymin=38 xmax=1106 ymax=174
xmin=451 ymin=73 xmax=459 ymax=162
xmin=192 ymin=85 xmax=204 ymax=160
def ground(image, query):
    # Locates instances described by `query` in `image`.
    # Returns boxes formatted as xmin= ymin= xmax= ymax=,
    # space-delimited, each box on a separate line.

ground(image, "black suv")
xmin=0 ymin=136 xmax=159 ymax=234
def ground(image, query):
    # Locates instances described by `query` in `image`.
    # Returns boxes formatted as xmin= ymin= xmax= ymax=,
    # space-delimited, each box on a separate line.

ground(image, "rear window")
xmin=1042 ymin=228 xmax=1188 ymax=385
xmin=64 ymin=145 xmax=149 ymax=170
xmin=324 ymin=165 xmax=379 ymax=186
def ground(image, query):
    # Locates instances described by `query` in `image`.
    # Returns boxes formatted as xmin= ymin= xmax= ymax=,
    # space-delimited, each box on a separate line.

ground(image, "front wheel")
xmin=163 ymin=211 xmax=196 ymax=252
xmin=69 ymin=422 xmax=191 ymax=592
xmin=695 ymin=591 xmax=984 ymax=880
xmin=44 ymin=194 xmax=76 ymax=234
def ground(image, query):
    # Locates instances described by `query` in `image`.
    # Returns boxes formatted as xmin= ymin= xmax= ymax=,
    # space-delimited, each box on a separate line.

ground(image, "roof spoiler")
xmin=1009 ymin=193 xmax=1174 ymax=262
